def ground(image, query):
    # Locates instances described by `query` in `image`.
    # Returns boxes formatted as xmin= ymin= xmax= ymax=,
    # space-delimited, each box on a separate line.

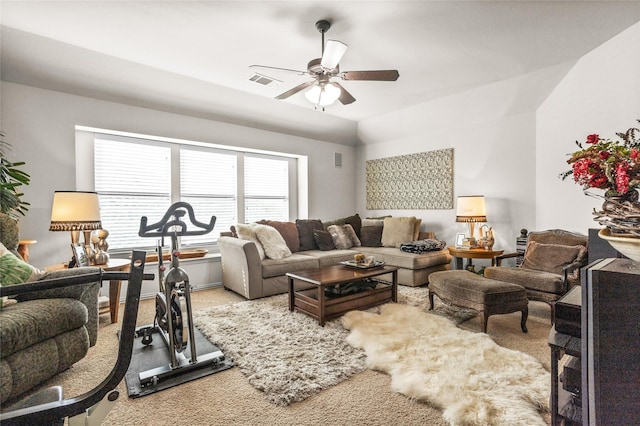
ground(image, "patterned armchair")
xmin=0 ymin=213 xmax=100 ymax=404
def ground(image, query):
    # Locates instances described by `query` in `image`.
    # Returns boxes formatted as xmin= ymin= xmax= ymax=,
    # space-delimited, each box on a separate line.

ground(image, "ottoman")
xmin=428 ymin=270 xmax=528 ymax=333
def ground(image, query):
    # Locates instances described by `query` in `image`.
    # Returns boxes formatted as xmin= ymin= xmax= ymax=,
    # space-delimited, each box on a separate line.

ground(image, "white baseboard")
xmin=138 ymin=281 xmax=224 ymax=301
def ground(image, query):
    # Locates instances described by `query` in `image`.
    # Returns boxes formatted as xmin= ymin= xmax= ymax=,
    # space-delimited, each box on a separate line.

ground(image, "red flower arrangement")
xmin=561 ymin=121 xmax=640 ymax=196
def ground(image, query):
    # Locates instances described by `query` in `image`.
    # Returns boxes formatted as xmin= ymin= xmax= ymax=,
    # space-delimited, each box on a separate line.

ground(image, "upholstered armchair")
xmin=0 ymin=213 xmax=100 ymax=404
xmin=483 ymin=229 xmax=588 ymax=320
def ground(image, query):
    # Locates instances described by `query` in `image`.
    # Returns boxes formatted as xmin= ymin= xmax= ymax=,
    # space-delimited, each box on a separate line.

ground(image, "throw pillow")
xmin=0 ymin=242 xmax=47 ymax=309
xmin=360 ymin=219 xmax=384 ymax=247
xmin=327 ymin=225 xmax=353 ymax=250
xmin=235 ymin=223 xmax=266 ymax=260
xmin=323 ymin=214 xmax=362 ymax=238
xmin=381 ymin=217 xmax=417 ymax=248
xmin=412 ymin=217 xmax=422 ymax=241
xmin=313 ymin=230 xmax=336 ymax=251
xmin=296 ymin=219 xmax=324 ymax=251
xmin=253 ymin=224 xmax=292 ymax=260
xmin=343 ymin=224 xmax=361 ymax=247
xmin=257 ymin=220 xmax=300 ymax=253
xmin=521 ymin=241 xmax=584 ymax=275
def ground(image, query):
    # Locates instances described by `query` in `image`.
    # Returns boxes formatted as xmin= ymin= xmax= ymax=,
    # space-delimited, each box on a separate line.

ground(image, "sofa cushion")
xmin=253 ymin=224 xmax=292 ymax=260
xmin=358 ymin=246 xmax=452 ymax=269
xmin=360 ymin=219 xmax=383 ymax=247
xmin=381 ymin=217 xmax=418 ymax=248
xmin=257 ymin=220 xmax=300 ymax=253
xmin=296 ymin=219 xmax=324 ymax=251
xmin=299 ymin=249 xmax=356 ymax=267
xmin=261 ymin=254 xmax=319 ymax=278
xmin=313 ymin=230 xmax=336 ymax=251
xmin=323 ymin=214 xmax=362 ymax=238
xmin=0 ymin=298 xmax=88 ymax=357
xmin=521 ymin=241 xmax=584 ymax=275
xmin=235 ymin=223 xmax=266 ymax=259
xmin=484 ymin=266 xmax=565 ymax=294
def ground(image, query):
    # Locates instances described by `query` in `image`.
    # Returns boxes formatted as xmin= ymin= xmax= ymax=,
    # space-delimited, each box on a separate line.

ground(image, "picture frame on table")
xmin=455 ymin=233 xmax=466 ymax=248
xmin=71 ymin=243 xmax=90 ymax=267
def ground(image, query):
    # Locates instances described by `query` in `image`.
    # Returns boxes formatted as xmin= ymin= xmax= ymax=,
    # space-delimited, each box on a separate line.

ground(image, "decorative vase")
xmin=602 ymin=189 xmax=639 ymax=213
xmin=598 ymin=228 xmax=640 ymax=263
xmin=594 ymin=189 xmax=640 ymax=237
xmin=91 ymin=229 xmax=110 ymax=265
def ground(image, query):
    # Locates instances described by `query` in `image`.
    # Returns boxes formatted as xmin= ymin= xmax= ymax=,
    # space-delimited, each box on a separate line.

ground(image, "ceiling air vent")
xmin=248 ymin=72 xmax=281 ymax=87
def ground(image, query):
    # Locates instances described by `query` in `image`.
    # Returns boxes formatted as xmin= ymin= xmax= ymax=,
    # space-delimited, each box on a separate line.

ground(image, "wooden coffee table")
xmin=286 ymin=264 xmax=398 ymax=326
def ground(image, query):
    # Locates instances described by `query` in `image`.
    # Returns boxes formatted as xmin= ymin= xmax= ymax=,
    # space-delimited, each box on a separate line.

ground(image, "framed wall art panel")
xmin=366 ymin=148 xmax=453 ymax=210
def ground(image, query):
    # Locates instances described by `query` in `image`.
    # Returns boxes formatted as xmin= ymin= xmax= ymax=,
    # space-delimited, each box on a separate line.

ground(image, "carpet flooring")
xmin=1 ymin=286 xmax=553 ymax=425
xmin=192 ymin=286 xmax=476 ymax=406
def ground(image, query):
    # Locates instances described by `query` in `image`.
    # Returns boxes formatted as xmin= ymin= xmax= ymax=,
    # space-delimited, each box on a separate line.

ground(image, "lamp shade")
xmin=455 ymin=195 xmax=487 ymax=223
xmin=304 ymin=82 xmax=341 ymax=106
xmin=49 ymin=191 xmax=102 ymax=231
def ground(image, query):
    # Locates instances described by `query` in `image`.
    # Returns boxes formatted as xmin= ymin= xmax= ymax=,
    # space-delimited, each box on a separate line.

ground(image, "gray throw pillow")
xmin=296 ymin=219 xmax=324 ymax=251
xmin=313 ymin=230 xmax=336 ymax=251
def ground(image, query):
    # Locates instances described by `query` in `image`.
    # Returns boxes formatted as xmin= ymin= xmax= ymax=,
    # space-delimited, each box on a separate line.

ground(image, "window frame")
xmin=76 ymin=127 xmax=301 ymax=255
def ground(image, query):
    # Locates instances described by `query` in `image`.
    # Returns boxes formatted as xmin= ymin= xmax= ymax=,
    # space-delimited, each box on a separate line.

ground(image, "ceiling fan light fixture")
xmin=321 ymin=40 xmax=348 ymax=70
xmin=304 ymin=82 xmax=341 ymax=107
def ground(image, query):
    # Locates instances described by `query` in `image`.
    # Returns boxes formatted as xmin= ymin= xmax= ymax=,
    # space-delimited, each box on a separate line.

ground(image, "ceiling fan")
xmin=250 ymin=20 xmax=399 ymax=110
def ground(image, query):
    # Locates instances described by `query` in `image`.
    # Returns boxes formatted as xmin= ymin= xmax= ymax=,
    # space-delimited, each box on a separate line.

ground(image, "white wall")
xmin=1 ymin=82 xmax=357 ymax=269
xmin=537 ymin=22 xmax=640 ymax=234
xmin=355 ymin=64 xmax=574 ymax=253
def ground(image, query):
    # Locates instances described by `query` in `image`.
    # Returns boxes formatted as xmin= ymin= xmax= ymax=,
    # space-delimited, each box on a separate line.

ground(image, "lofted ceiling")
xmin=1 ymin=1 xmax=639 ymax=144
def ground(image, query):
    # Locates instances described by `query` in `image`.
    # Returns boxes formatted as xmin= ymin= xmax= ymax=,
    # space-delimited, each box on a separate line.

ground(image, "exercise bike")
xmin=135 ymin=202 xmax=230 ymax=389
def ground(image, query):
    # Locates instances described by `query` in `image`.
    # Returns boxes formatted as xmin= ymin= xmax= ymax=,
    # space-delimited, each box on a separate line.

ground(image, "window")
xmin=180 ymin=148 xmax=236 ymax=245
xmin=244 ymin=155 xmax=289 ymax=223
xmin=94 ymin=138 xmax=171 ymax=249
xmin=89 ymin=132 xmax=297 ymax=251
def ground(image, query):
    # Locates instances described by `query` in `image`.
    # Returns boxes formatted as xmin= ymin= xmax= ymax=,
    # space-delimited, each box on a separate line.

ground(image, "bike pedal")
xmin=141 ymin=328 xmax=154 ymax=345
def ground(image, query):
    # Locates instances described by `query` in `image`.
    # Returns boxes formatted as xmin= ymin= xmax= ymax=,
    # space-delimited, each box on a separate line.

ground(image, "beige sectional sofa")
xmin=218 ymin=214 xmax=452 ymax=300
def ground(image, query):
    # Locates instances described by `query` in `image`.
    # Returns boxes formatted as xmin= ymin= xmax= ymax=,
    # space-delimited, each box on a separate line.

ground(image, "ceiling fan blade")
xmin=340 ymin=70 xmax=400 ymax=81
xmin=333 ymin=82 xmax=356 ymax=105
xmin=275 ymin=81 xmax=315 ymax=100
xmin=321 ymin=40 xmax=348 ymax=70
xmin=250 ymin=64 xmax=307 ymax=76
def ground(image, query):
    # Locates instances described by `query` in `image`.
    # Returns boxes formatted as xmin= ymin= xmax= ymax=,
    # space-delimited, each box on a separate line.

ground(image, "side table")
xmin=45 ymin=258 xmax=131 ymax=323
xmin=447 ymin=246 xmax=504 ymax=272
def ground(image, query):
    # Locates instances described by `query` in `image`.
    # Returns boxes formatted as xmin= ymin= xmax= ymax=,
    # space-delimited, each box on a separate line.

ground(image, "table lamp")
xmin=456 ymin=195 xmax=486 ymax=248
xmin=49 ymin=191 xmax=102 ymax=266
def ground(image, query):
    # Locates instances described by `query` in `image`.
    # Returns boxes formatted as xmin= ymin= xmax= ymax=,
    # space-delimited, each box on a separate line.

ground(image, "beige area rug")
xmin=342 ymin=303 xmax=550 ymax=426
xmin=192 ymin=286 xmax=476 ymax=406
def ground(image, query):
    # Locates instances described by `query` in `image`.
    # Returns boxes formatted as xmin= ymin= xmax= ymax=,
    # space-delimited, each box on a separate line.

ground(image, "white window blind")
xmin=244 ymin=155 xmax=289 ymax=223
xmin=180 ymin=148 xmax=237 ymax=244
xmin=90 ymin=130 xmax=297 ymax=252
xmin=94 ymin=138 xmax=171 ymax=249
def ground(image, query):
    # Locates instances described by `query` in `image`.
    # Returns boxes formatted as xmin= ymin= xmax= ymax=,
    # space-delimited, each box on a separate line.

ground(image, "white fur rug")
xmin=342 ymin=303 xmax=550 ymax=426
